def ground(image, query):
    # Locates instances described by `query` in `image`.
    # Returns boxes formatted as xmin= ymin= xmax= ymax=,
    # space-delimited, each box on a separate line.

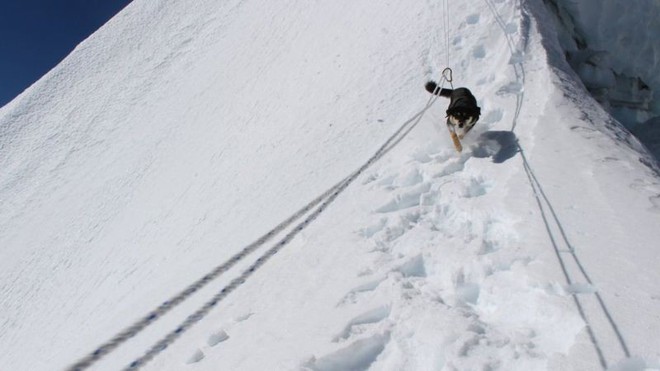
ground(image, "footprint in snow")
xmin=410 ymin=149 xmax=433 ymax=164
xmin=332 ymin=306 xmax=391 ymax=342
xmin=394 ymin=168 xmax=424 ymax=188
xmin=463 ymin=177 xmax=493 ymax=198
xmin=377 ymin=224 xmax=408 ymax=245
xmin=374 ymin=182 xmax=431 ymax=213
xmin=374 ymin=174 xmax=398 ymax=190
xmin=185 ymin=349 xmax=205 ymax=364
xmin=234 ymin=312 xmax=254 ymax=322
xmin=497 ymin=81 xmax=523 ymax=95
xmin=479 ymin=108 xmax=504 ymax=125
xmin=475 ymin=217 xmax=517 ymax=256
xmin=357 ymin=218 xmax=387 ymax=239
xmin=411 ymin=142 xmax=456 ymax=164
xmin=454 ymin=282 xmax=481 ymax=306
xmin=466 ymin=14 xmax=480 ymax=25
xmin=303 ymin=332 xmax=391 ymax=371
xmin=452 ymin=270 xmax=481 ymax=306
xmin=366 ymin=212 xmax=422 ymax=246
xmin=479 ymin=239 xmax=501 ymax=255
xmin=337 ymin=277 xmax=386 ymax=306
xmin=207 ymin=330 xmax=229 ymax=346
xmin=185 ymin=330 xmax=230 ymax=365
xmin=361 ymin=173 xmax=379 ymax=185
xmin=432 ymin=156 xmax=469 ymax=178
xmin=393 ymin=254 xmax=427 ymax=278
xmin=370 ymin=168 xmax=423 ymax=190
xmin=472 ymin=45 xmax=486 ymax=59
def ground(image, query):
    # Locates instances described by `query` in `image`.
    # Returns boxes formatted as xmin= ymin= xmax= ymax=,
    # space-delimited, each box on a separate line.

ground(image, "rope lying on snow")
xmin=521 ymin=148 xmax=631 ymax=369
xmin=67 ymin=177 xmax=346 ymax=371
xmin=68 ymin=75 xmax=451 ymax=371
xmin=485 ymin=0 xmax=631 ymax=365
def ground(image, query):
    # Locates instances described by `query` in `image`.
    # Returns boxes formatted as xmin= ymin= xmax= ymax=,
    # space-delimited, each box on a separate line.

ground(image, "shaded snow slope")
xmin=1 ymin=0 xmax=659 ymax=370
xmin=543 ymin=0 xmax=660 ymax=161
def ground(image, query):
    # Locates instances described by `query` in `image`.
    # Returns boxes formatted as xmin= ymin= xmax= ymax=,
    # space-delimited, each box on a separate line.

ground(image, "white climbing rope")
xmin=68 ymin=73 xmax=452 ymax=371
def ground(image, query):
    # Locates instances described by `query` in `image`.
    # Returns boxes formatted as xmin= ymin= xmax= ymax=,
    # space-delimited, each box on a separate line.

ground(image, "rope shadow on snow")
xmin=483 ymin=0 xmax=529 ymax=132
xmin=471 ymin=130 xmax=519 ymax=163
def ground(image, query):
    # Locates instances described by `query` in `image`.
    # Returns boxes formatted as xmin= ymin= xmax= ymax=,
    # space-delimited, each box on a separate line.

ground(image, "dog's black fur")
xmin=425 ymin=81 xmax=481 ymax=137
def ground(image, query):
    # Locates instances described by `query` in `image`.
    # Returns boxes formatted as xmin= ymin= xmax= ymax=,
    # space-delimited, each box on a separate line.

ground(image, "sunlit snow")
xmin=1 ymin=0 xmax=659 ymax=370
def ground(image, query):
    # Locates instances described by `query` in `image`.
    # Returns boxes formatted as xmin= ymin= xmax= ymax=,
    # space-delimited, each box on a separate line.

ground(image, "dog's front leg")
xmin=446 ymin=120 xmax=463 ymax=153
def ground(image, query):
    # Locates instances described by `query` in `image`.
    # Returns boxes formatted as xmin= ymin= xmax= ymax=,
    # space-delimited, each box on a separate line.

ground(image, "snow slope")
xmin=1 ymin=0 xmax=659 ymax=370
xmin=543 ymin=0 xmax=660 ymax=161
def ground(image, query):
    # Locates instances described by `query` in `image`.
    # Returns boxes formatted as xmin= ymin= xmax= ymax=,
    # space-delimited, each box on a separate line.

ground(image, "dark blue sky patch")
xmin=0 ymin=0 xmax=132 ymax=107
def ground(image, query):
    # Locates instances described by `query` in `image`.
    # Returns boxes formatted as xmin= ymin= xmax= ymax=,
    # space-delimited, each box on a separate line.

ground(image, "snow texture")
xmin=547 ymin=0 xmax=660 ymax=161
xmin=1 ymin=0 xmax=660 ymax=371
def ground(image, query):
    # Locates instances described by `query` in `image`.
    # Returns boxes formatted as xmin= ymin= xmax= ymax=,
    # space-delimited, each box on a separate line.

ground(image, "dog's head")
xmin=447 ymin=111 xmax=479 ymax=130
xmin=448 ymin=110 xmax=477 ymax=128
xmin=447 ymin=109 xmax=479 ymax=138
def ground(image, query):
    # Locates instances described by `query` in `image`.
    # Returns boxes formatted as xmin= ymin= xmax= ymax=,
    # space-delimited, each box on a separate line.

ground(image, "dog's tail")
xmin=425 ymin=81 xmax=451 ymax=97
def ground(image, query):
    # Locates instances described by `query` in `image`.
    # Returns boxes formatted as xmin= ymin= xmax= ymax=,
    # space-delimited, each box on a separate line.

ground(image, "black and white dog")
xmin=425 ymin=81 xmax=481 ymax=150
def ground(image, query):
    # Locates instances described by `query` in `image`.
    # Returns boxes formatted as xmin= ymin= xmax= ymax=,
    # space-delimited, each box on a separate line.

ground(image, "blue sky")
xmin=0 ymin=0 xmax=132 ymax=107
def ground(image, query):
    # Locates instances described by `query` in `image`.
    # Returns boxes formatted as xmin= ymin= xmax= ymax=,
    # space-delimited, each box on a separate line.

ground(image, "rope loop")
xmin=442 ymin=67 xmax=452 ymax=83
xmin=442 ymin=67 xmax=454 ymax=89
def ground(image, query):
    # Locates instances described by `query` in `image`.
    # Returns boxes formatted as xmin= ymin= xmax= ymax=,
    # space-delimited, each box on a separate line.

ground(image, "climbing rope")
xmin=67 ymin=72 xmax=451 ymax=370
xmin=66 ymin=176 xmax=349 ymax=371
xmin=122 ymin=75 xmax=452 ymax=370
xmin=443 ymin=0 xmax=452 ymax=68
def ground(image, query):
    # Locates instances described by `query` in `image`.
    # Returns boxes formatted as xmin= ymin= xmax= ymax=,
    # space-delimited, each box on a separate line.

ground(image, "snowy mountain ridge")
xmin=1 ymin=0 xmax=659 ymax=370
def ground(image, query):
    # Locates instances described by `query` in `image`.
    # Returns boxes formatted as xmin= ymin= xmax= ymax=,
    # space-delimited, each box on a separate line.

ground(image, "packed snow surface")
xmin=1 ymin=0 xmax=659 ymax=370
